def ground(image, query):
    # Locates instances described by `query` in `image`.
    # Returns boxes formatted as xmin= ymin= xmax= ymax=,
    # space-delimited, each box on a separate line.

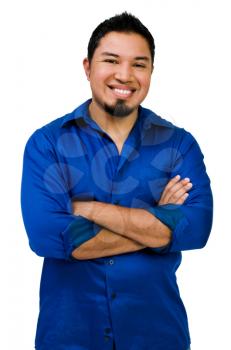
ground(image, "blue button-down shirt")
xmin=21 ymin=99 xmax=213 ymax=350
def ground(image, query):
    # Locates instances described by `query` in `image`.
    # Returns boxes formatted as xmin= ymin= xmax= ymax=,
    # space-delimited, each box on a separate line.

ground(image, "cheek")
xmin=92 ymin=65 xmax=112 ymax=80
xmin=90 ymin=74 xmax=105 ymax=93
xmin=139 ymin=76 xmax=151 ymax=93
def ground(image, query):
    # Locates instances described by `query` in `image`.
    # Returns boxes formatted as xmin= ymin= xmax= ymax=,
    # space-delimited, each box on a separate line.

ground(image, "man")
xmin=21 ymin=12 xmax=213 ymax=350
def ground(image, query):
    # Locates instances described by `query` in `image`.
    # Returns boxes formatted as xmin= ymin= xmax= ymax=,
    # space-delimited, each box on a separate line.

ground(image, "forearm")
xmin=72 ymin=227 xmax=146 ymax=260
xmin=73 ymin=201 xmax=171 ymax=248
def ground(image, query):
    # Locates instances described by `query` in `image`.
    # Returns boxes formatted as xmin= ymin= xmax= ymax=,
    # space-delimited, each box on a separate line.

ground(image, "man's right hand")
xmin=158 ymin=175 xmax=193 ymax=205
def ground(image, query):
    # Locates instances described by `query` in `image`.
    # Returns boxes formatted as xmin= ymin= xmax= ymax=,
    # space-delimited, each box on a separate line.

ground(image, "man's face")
xmin=83 ymin=31 xmax=153 ymax=118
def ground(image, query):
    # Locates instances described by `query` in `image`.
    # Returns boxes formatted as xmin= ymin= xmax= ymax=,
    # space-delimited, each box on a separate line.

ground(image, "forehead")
xmin=95 ymin=31 xmax=151 ymax=59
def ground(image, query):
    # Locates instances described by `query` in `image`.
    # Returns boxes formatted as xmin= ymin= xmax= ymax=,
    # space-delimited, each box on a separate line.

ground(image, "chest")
xmin=58 ymin=136 xmax=179 ymax=207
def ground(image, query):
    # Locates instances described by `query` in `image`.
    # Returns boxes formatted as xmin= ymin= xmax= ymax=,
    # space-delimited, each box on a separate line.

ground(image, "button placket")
xmin=104 ymin=335 xmax=110 ymax=342
xmin=103 ymin=327 xmax=112 ymax=343
xmin=104 ymin=327 xmax=111 ymax=334
xmin=111 ymin=292 xmax=117 ymax=300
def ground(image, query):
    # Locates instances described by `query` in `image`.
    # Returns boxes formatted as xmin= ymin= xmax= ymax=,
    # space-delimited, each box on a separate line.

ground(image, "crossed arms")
xmin=71 ymin=176 xmax=192 ymax=260
xmin=21 ymin=129 xmax=213 ymax=260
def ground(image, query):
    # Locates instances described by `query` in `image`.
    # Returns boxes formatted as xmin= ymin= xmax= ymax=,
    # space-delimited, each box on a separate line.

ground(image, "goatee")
xmin=104 ymin=100 xmax=135 ymax=118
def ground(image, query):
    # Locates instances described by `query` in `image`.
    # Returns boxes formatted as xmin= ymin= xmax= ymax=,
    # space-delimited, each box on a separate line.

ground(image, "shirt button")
xmin=111 ymin=292 xmax=117 ymax=300
xmin=109 ymin=259 xmax=114 ymax=265
xmin=104 ymin=328 xmax=111 ymax=334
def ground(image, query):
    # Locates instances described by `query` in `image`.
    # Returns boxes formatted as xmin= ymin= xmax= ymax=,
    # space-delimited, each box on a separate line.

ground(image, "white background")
xmin=1 ymin=0 xmax=230 ymax=349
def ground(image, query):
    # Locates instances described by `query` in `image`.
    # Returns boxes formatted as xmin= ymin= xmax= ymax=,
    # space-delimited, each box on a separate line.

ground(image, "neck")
xmin=88 ymin=100 xmax=138 ymax=141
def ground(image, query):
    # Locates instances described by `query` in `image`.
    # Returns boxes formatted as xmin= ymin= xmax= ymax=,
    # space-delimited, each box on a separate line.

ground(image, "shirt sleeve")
xmin=21 ymin=128 xmax=100 ymax=260
xmin=146 ymin=130 xmax=213 ymax=253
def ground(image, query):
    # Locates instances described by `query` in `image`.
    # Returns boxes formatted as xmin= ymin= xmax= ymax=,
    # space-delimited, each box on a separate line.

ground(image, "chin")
xmin=104 ymin=100 xmax=136 ymax=118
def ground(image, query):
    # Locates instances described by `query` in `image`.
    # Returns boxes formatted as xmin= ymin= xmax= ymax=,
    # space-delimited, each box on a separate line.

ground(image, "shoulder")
xmin=25 ymin=109 xmax=76 ymax=150
xmin=25 ymin=100 xmax=90 ymax=147
xmin=140 ymin=105 xmax=198 ymax=146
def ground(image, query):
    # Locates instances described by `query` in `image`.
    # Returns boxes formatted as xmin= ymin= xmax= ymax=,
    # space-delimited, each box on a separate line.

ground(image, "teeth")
xmin=114 ymin=88 xmax=132 ymax=95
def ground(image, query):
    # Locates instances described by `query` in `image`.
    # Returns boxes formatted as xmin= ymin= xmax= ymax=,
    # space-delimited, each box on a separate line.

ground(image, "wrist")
xmin=72 ymin=201 xmax=95 ymax=220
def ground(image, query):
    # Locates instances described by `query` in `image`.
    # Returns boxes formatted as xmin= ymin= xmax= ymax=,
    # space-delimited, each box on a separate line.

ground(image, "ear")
xmin=83 ymin=58 xmax=91 ymax=81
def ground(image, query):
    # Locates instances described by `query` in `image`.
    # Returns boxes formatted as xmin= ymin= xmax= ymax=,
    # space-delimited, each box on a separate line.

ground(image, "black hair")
xmin=87 ymin=12 xmax=155 ymax=64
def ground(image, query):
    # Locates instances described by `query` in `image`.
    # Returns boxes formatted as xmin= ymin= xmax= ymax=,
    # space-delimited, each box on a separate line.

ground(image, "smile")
xmin=114 ymin=88 xmax=132 ymax=95
xmin=109 ymin=86 xmax=135 ymax=98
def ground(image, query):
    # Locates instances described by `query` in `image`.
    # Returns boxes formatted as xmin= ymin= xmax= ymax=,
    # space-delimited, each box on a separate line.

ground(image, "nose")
xmin=114 ymin=62 xmax=133 ymax=83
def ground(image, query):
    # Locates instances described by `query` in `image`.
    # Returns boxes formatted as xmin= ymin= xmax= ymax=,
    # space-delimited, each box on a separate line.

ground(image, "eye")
xmin=133 ymin=63 xmax=146 ymax=68
xmin=104 ymin=59 xmax=118 ymax=64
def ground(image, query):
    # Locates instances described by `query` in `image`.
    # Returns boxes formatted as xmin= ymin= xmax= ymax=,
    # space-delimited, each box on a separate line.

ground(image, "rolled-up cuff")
xmin=146 ymin=204 xmax=184 ymax=231
xmin=61 ymin=215 xmax=101 ymax=260
xmin=145 ymin=204 xmax=185 ymax=254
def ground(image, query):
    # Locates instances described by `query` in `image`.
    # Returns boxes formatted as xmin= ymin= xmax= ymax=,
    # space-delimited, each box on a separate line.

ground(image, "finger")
xmin=175 ymin=193 xmax=189 ymax=204
xmin=162 ymin=178 xmax=191 ymax=203
xmin=160 ymin=175 xmax=182 ymax=202
xmin=162 ymin=176 xmax=190 ymax=197
xmin=180 ymin=177 xmax=191 ymax=185
xmin=167 ymin=182 xmax=193 ymax=203
xmin=163 ymin=175 xmax=181 ymax=193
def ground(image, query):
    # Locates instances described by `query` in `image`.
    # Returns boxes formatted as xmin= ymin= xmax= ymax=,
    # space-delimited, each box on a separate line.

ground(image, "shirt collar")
xmin=61 ymin=99 xmax=174 ymax=129
xmin=139 ymin=106 xmax=174 ymax=130
xmin=61 ymin=99 xmax=92 ymax=127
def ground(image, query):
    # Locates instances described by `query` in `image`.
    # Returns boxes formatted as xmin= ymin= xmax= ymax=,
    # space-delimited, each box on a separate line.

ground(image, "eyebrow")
xmin=101 ymin=52 xmax=150 ymax=61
